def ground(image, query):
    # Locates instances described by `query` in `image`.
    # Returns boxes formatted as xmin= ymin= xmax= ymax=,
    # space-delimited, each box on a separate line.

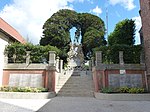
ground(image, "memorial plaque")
xmin=9 ymin=74 xmax=20 ymax=86
xmin=108 ymin=74 xmax=120 ymax=88
xmin=9 ymin=74 xmax=43 ymax=88
xmin=30 ymin=74 xmax=43 ymax=87
xmin=19 ymin=74 xmax=31 ymax=87
xmin=108 ymin=74 xmax=142 ymax=88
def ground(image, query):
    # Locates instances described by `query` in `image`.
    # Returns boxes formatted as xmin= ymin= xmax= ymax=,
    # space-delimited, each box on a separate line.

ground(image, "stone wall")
xmin=2 ymin=51 xmax=59 ymax=92
xmin=140 ymin=0 xmax=150 ymax=90
xmin=92 ymin=51 xmax=146 ymax=92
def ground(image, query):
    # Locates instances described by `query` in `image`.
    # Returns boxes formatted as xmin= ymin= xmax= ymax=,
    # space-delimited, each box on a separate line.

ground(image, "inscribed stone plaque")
xmin=108 ymin=74 xmax=142 ymax=88
xmin=30 ymin=74 xmax=43 ymax=87
xmin=108 ymin=74 xmax=120 ymax=88
xmin=9 ymin=74 xmax=43 ymax=88
xmin=9 ymin=74 xmax=20 ymax=87
xmin=19 ymin=74 xmax=31 ymax=87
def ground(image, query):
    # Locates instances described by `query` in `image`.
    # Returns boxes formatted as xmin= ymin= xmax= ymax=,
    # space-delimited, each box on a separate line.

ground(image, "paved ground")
xmin=0 ymin=97 xmax=150 ymax=112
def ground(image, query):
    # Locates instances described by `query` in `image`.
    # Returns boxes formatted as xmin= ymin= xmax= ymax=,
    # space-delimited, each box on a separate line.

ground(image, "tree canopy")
xmin=40 ymin=9 xmax=106 ymax=59
xmin=108 ymin=19 xmax=136 ymax=46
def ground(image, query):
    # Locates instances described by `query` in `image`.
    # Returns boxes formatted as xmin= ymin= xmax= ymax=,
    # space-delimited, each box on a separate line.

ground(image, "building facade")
xmin=0 ymin=18 xmax=25 ymax=86
xmin=140 ymin=0 xmax=150 ymax=90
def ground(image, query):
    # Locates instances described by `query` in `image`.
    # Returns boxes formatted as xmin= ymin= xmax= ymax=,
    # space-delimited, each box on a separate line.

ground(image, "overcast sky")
xmin=0 ymin=0 xmax=141 ymax=44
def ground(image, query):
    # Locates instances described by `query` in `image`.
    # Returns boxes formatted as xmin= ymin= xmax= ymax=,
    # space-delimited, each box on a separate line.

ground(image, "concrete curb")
xmin=94 ymin=92 xmax=150 ymax=101
xmin=0 ymin=92 xmax=56 ymax=99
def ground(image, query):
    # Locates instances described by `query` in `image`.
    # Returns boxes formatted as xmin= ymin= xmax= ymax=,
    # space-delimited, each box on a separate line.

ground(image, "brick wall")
xmin=140 ymin=0 xmax=150 ymax=90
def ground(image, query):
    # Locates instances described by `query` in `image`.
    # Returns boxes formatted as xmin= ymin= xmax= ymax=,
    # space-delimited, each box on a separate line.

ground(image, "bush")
xmin=128 ymin=88 xmax=145 ymax=94
xmin=101 ymin=87 xmax=145 ymax=94
xmin=93 ymin=44 xmax=142 ymax=64
xmin=117 ymin=86 xmax=130 ymax=93
xmin=5 ymin=43 xmax=61 ymax=63
xmin=0 ymin=86 xmax=48 ymax=93
xmin=101 ymin=87 xmax=113 ymax=93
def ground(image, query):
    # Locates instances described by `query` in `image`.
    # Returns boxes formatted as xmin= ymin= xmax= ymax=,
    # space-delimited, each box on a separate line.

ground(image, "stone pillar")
xmin=119 ymin=51 xmax=124 ymax=65
xmin=140 ymin=51 xmax=145 ymax=64
xmin=56 ymin=57 xmax=60 ymax=72
xmin=91 ymin=57 xmax=95 ymax=67
xmin=59 ymin=60 xmax=63 ymax=73
xmin=95 ymin=51 xmax=102 ymax=66
xmin=26 ymin=51 xmax=31 ymax=65
xmin=49 ymin=51 xmax=56 ymax=66
xmin=4 ymin=51 xmax=8 ymax=64
xmin=89 ymin=60 xmax=92 ymax=70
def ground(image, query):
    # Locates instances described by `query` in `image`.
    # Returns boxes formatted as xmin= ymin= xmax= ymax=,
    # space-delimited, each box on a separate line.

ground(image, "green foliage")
xmin=108 ymin=19 xmax=136 ymax=46
xmin=0 ymin=86 xmax=48 ymax=93
xmin=117 ymin=87 xmax=130 ymax=93
xmin=128 ymin=88 xmax=145 ymax=94
xmin=5 ymin=43 xmax=60 ymax=63
xmin=101 ymin=87 xmax=145 ymax=94
xmin=93 ymin=44 xmax=142 ymax=64
xmin=40 ymin=9 xmax=106 ymax=59
xmin=101 ymin=87 xmax=113 ymax=93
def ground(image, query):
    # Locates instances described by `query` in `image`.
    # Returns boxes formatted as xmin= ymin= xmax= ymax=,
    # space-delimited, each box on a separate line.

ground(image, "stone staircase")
xmin=56 ymin=71 xmax=94 ymax=97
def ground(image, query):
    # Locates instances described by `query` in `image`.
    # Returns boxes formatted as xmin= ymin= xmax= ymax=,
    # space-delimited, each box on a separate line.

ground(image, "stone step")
xmin=57 ymin=92 xmax=94 ymax=97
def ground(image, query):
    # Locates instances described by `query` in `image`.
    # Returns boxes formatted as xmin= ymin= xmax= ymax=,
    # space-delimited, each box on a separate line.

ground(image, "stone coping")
xmin=93 ymin=64 xmax=145 ymax=70
xmin=94 ymin=92 xmax=150 ymax=101
xmin=0 ymin=92 xmax=56 ymax=99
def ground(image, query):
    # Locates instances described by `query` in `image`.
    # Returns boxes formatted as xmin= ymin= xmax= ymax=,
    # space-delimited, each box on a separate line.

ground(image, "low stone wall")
xmin=3 ymin=64 xmax=57 ymax=92
xmin=94 ymin=92 xmax=150 ymax=101
xmin=92 ymin=64 xmax=146 ymax=92
xmin=0 ymin=92 xmax=56 ymax=99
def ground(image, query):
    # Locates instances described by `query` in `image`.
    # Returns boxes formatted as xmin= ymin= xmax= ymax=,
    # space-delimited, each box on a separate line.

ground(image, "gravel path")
xmin=0 ymin=97 xmax=150 ymax=112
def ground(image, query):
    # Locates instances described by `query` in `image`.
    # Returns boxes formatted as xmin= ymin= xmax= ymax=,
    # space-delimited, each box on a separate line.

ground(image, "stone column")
xmin=59 ymin=60 xmax=63 ymax=73
xmin=4 ymin=51 xmax=8 ymax=64
xmin=26 ymin=51 xmax=31 ymax=65
xmin=91 ymin=57 xmax=95 ymax=67
xmin=56 ymin=57 xmax=60 ymax=72
xmin=140 ymin=51 xmax=145 ymax=64
xmin=95 ymin=51 xmax=102 ymax=66
xmin=119 ymin=51 xmax=124 ymax=65
xmin=89 ymin=60 xmax=92 ymax=70
xmin=49 ymin=51 xmax=56 ymax=66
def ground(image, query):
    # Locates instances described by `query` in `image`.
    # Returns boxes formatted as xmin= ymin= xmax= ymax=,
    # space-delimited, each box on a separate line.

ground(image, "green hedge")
xmin=5 ymin=43 xmax=61 ymax=63
xmin=0 ymin=86 xmax=48 ymax=93
xmin=93 ymin=44 xmax=142 ymax=64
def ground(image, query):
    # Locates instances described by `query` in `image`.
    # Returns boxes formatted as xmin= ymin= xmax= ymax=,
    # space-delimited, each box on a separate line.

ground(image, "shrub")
xmin=128 ymin=88 xmax=145 ymax=94
xmin=101 ymin=87 xmax=113 ymax=93
xmin=93 ymin=44 xmax=142 ymax=64
xmin=0 ymin=86 xmax=48 ymax=93
xmin=117 ymin=86 xmax=130 ymax=93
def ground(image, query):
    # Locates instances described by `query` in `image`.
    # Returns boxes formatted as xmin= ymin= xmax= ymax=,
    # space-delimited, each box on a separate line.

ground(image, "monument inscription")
xmin=108 ymin=74 xmax=142 ymax=88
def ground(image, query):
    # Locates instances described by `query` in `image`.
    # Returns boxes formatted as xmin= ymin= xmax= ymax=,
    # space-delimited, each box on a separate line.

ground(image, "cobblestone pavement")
xmin=0 ymin=97 xmax=150 ymax=112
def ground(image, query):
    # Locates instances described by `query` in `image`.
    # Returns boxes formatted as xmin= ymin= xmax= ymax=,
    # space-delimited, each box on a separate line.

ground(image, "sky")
xmin=0 ymin=0 xmax=141 ymax=44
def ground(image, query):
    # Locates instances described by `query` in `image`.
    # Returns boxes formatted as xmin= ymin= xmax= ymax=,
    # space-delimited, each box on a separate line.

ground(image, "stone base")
xmin=0 ymin=92 xmax=56 ymax=99
xmin=94 ymin=92 xmax=150 ymax=101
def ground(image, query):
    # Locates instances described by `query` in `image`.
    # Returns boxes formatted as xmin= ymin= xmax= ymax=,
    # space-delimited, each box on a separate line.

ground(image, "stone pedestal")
xmin=49 ymin=51 xmax=56 ymax=66
xmin=59 ymin=60 xmax=63 ymax=73
xmin=119 ymin=51 xmax=124 ymax=65
xmin=96 ymin=51 xmax=102 ymax=66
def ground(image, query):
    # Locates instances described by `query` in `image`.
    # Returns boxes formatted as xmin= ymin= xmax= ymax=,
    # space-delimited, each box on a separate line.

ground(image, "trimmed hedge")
xmin=93 ymin=44 xmax=142 ymax=64
xmin=0 ymin=86 xmax=48 ymax=93
xmin=5 ymin=43 xmax=61 ymax=63
xmin=101 ymin=87 xmax=145 ymax=94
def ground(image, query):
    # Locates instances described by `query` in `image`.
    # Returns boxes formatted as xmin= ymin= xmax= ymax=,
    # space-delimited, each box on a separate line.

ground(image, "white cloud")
xmin=109 ymin=0 xmax=136 ymax=10
xmin=90 ymin=6 xmax=102 ymax=16
xmin=0 ymin=0 xmax=77 ymax=44
xmin=132 ymin=16 xmax=142 ymax=44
